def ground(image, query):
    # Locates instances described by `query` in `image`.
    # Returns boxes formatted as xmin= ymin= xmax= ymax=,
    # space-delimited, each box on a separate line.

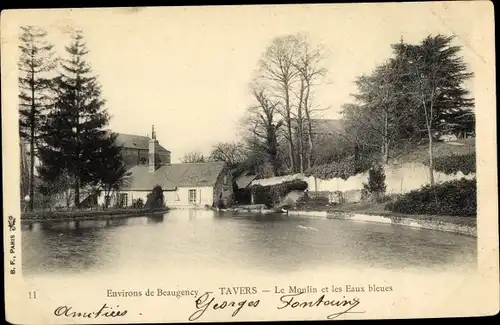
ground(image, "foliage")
xmin=18 ymin=26 xmax=57 ymax=141
xmin=132 ymin=198 xmax=144 ymax=209
xmin=22 ymin=207 xmax=168 ymax=220
xmin=396 ymin=35 xmax=474 ymax=185
xmin=363 ymin=165 xmax=387 ymax=201
xmin=385 ymin=178 xmax=476 ymax=216
xmin=145 ymin=185 xmax=165 ymax=209
xmin=241 ymin=87 xmax=284 ymax=176
xmin=38 ymin=30 xmax=115 ymax=208
xmin=181 ymin=151 xmax=205 ymax=163
xmin=304 ymin=155 xmax=371 ymax=180
xmin=18 ymin=25 xmax=57 ymax=211
xmin=396 ymin=35 xmax=475 ymax=134
xmin=310 ymin=134 xmax=352 ymax=167
xmin=342 ymin=57 xmax=418 ymax=164
xmin=296 ymin=192 xmax=330 ymax=208
xmin=342 ymin=34 xmax=475 ymax=183
xmin=37 ymin=169 xmax=75 ymax=209
xmin=91 ymin=135 xmax=129 ymax=208
xmin=427 ymin=153 xmax=476 ymax=175
xmin=251 ymin=180 xmax=308 ymax=207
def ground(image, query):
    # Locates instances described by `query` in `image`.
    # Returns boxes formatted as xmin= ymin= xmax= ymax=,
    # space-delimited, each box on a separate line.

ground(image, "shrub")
xmin=363 ymin=165 xmax=386 ymax=202
xmin=297 ymin=194 xmax=329 ymax=205
xmin=132 ymin=198 xmax=144 ymax=209
xmin=307 ymin=196 xmax=330 ymax=206
xmin=385 ymin=178 xmax=476 ymax=216
xmin=427 ymin=153 xmax=476 ymax=175
xmin=304 ymin=155 xmax=371 ymax=180
xmin=145 ymin=185 xmax=165 ymax=209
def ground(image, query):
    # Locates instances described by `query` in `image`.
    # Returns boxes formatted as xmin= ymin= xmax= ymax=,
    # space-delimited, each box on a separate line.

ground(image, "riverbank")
xmin=21 ymin=207 xmax=170 ymax=223
xmin=287 ymin=202 xmax=476 ymax=237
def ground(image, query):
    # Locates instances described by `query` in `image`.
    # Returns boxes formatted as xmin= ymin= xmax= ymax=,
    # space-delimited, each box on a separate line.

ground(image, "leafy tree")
xmin=394 ymin=34 xmax=474 ymax=185
xmin=343 ymin=57 xmax=418 ymax=164
xmin=341 ymin=34 xmax=474 ymax=187
xmin=91 ymin=137 xmax=130 ymax=209
xmin=18 ymin=26 xmax=57 ymax=211
xmin=38 ymin=30 xmax=116 ymax=208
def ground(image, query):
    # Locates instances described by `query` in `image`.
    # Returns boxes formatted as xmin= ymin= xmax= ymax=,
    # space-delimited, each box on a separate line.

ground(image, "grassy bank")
xmin=21 ymin=207 xmax=170 ymax=222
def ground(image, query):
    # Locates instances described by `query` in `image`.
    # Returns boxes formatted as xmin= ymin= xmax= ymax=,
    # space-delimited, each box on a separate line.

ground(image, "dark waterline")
xmin=22 ymin=209 xmax=477 ymax=276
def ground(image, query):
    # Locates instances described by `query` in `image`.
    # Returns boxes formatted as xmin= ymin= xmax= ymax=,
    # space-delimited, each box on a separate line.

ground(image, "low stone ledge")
xmin=287 ymin=210 xmax=328 ymax=218
xmin=326 ymin=212 xmax=476 ymax=237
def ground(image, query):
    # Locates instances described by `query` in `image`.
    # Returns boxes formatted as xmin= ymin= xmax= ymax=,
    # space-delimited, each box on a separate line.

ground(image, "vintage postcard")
xmin=2 ymin=2 xmax=499 ymax=324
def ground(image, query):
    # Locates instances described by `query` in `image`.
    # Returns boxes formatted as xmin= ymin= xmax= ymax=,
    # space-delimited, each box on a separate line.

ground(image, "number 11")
xmin=28 ymin=291 xmax=37 ymax=299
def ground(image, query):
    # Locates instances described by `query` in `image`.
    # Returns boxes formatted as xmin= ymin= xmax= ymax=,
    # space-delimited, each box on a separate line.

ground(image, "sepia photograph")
xmin=2 ymin=2 xmax=498 ymax=323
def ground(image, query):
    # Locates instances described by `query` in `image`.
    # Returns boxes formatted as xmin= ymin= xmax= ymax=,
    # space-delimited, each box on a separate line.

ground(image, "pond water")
xmin=21 ymin=209 xmax=477 ymax=279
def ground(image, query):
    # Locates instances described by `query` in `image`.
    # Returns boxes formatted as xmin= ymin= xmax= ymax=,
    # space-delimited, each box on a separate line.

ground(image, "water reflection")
xmin=22 ymin=210 xmax=477 ymax=277
xmin=147 ymin=215 xmax=164 ymax=224
xmin=23 ymin=220 xmax=115 ymax=274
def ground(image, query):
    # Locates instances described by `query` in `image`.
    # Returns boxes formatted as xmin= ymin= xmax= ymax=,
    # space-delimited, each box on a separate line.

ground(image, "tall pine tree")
xmin=38 ymin=30 xmax=120 ymax=208
xmin=18 ymin=26 xmax=56 ymax=211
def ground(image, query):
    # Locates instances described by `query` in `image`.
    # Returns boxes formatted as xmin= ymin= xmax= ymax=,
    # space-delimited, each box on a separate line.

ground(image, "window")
xmin=120 ymin=193 xmax=128 ymax=207
xmin=105 ymin=195 xmax=111 ymax=207
xmin=223 ymin=175 xmax=228 ymax=185
xmin=188 ymin=189 xmax=197 ymax=204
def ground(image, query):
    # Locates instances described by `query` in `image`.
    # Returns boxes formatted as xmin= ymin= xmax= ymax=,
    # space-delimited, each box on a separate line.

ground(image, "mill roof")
xmin=122 ymin=162 xmax=226 ymax=191
xmin=235 ymin=171 xmax=258 ymax=189
xmin=115 ymin=133 xmax=170 ymax=152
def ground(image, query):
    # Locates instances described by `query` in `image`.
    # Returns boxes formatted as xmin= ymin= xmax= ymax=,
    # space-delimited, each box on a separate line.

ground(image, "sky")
xmin=3 ymin=3 xmax=491 ymax=163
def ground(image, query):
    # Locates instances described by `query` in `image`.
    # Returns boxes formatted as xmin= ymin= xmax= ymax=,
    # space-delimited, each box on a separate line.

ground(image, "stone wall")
xmin=305 ymin=162 xmax=475 ymax=194
xmin=213 ymin=167 xmax=234 ymax=207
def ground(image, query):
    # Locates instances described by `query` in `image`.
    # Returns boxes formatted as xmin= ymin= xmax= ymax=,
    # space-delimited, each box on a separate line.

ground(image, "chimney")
xmin=149 ymin=125 xmax=158 ymax=173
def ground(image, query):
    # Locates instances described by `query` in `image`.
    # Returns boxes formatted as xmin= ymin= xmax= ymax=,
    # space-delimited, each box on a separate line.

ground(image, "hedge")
xmin=304 ymin=156 xmax=371 ymax=180
xmin=427 ymin=153 xmax=476 ymax=175
xmin=385 ymin=178 xmax=476 ymax=217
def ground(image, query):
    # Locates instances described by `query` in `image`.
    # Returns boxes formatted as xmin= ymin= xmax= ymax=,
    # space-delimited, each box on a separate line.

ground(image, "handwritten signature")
xmin=189 ymin=292 xmax=260 ymax=321
xmin=54 ymin=304 xmax=127 ymax=318
xmin=278 ymin=292 xmax=364 ymax=319
xmin=189 ymin=291 xmax=364 ymax=321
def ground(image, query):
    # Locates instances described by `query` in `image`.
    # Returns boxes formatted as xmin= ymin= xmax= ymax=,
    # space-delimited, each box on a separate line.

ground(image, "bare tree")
xmin=257 ymin=35 xmax=302 ymax=172
xmin=254 ymin=34 xmax=328 ymax=173
xmin=292 ymin=37 xmax=327 ymax=170
xmin=209 ymin=142 xmax=247 ymax=167
xmin=181 ymin=151 xmax=206 ymax=163
xmin=241 ymin=85 xmax=284 ymax=176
